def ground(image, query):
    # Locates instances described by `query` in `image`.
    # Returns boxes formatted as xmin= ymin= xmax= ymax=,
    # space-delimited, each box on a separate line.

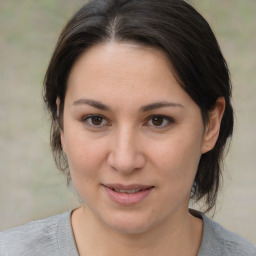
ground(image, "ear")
xmin=56 ymin=97 xmax=66 ymax=152
xmin=201 ymin=97 xmax=225 ymax=154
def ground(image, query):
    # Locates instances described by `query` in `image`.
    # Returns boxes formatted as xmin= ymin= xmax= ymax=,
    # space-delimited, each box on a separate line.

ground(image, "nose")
xmin=107 ymin=127 xmax=146 ymax=174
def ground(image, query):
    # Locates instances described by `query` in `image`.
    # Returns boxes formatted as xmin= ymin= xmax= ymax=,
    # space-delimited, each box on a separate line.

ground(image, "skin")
xmin=59 ymin=42 xmax=225 ymax=255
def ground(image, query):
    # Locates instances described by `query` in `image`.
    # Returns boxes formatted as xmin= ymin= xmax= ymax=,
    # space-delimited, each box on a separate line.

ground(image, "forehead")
xmin=68 ymin=42 xmax=174 ymax=80
xmin=65 ymin=42 xmax=193 ymax=108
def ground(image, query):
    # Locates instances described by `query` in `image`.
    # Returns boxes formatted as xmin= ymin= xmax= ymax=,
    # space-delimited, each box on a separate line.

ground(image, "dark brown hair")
xmin=43 ymin=0 xmax=234 ymax=212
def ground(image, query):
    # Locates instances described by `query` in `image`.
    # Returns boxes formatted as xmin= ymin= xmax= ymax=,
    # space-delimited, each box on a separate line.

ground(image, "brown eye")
xmin=146 ymin=115 xmax=173 ymax=128
xmin=91 ymin=116 xmax=103 ymax=125
xmin=83 ymin=115 xmax=108 ymax=127
xmin=151 ymin=116 xmax=164 ymax=126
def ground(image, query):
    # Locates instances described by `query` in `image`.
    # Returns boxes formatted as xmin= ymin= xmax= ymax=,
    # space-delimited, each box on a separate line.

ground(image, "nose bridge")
xmin=108 ymin=124 xmax=145 ymax=173
xmin=117 ymin=125 xmax=136 ymax=157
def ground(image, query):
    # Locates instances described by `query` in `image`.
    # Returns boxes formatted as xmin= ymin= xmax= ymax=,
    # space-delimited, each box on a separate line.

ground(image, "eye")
xmin=146 ymin=115 xmax=174 ymax=128
xmin=82 ymin=115 xmax=109 ymax=127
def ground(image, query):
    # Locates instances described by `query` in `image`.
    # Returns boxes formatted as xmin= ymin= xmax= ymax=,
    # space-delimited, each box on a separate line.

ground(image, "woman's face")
xmin=61 ymin=42 xmax=210 ymax=234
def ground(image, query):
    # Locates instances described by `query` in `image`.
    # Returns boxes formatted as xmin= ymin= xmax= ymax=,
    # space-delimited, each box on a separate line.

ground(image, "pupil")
xmin=152 ymin=117 xmax=163 ymax=126
xmin=92 ymin=116 xmax=102 ymax=125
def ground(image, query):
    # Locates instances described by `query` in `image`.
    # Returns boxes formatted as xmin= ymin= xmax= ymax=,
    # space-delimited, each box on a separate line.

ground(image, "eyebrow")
xmin=140 ymin=102 xmax=184 ymax=112
xmin=72 ymin=98 xmax=183 ymax=112
xmin=73 ymin=98 xmax=110 ymax=111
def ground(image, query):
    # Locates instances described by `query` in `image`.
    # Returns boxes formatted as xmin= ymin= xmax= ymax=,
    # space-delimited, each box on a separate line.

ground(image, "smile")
xmin=102 ymin=184 xmax=154 ymax=205
xmin=112 ymin=188 xmax=142 ymax=193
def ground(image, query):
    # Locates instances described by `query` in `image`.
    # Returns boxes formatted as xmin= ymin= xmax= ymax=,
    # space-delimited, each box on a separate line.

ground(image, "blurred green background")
xmin=0 ymin=0 xmax=255 ymax=243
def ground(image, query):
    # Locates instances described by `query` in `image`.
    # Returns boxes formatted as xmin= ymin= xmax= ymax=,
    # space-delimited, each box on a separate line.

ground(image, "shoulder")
xmin=0 ymin=212 xmax=71 ymax=256
xmin=199 ymin=212 xmax=256 ymax=256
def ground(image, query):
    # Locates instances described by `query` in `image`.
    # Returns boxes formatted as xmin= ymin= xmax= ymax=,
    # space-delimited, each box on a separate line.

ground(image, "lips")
xmin=102 ymin=184 xmax=154 ymax=205
xmin=112 ymin=188 xmax=141 ymax=194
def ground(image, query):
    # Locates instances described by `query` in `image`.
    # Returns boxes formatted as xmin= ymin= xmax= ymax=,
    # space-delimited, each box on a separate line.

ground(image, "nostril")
xmin=107 ymin=132 xmax=146 ymax=173
xmin=107 ymin=150 xmax=146 ymax=174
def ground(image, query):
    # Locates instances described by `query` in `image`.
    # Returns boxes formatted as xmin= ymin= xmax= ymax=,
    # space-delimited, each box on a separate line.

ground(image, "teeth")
xmin=113 ymin=189 xmax=141 ymax=194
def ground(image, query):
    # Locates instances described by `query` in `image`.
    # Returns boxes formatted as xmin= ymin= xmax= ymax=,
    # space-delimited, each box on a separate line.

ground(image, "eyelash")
xmin=145 ymin=115 xmax=174 ymax=128
xmin=81 ymin=114 xmax=174 ymax=129
xmin=81 ymin=114 xmax=109 ymax=128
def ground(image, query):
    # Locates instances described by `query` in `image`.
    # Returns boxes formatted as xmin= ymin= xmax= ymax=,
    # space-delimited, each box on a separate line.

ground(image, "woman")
xmin=1 ymin=0 xmax=255 ymax=255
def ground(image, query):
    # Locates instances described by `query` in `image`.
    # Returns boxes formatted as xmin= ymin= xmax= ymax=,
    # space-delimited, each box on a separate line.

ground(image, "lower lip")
xmin=103 ymin=186 xmax=154 ymax=205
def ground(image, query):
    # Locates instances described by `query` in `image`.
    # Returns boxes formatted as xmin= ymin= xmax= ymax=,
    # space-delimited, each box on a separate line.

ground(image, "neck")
xmin=71 ymin=206 xmax=203 ymax=256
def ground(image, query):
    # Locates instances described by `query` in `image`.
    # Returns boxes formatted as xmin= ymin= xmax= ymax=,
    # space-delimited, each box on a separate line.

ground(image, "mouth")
xmin=111 ymin=188 xmax=144 ymax=194
xmin=102 ymin=184 xmax=154 ymax=205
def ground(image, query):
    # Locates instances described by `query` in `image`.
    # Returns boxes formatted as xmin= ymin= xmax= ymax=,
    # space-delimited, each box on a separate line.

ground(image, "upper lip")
xmin=102 ymin=184 xmax=154 ymax=190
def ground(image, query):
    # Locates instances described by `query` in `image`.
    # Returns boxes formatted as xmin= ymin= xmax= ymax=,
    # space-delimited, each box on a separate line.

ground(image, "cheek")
xmin=64 ymin=132 xmax=107 ymax=178
xmin=153 ymin=134 xmax=201 ymax=168
xmin=65 ymin=136 xmax=108 ymax=202
xmin=149 ymin=131 xmax=203 ymax=189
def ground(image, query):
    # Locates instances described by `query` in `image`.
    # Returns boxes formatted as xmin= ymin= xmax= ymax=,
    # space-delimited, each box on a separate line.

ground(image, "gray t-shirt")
xmin=0 ymin=210 xmax=255 ymax=255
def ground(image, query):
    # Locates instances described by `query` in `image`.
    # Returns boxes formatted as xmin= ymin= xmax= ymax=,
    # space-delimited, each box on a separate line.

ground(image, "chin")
xmin=101 ymin=211 xmax=158 ymax=235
